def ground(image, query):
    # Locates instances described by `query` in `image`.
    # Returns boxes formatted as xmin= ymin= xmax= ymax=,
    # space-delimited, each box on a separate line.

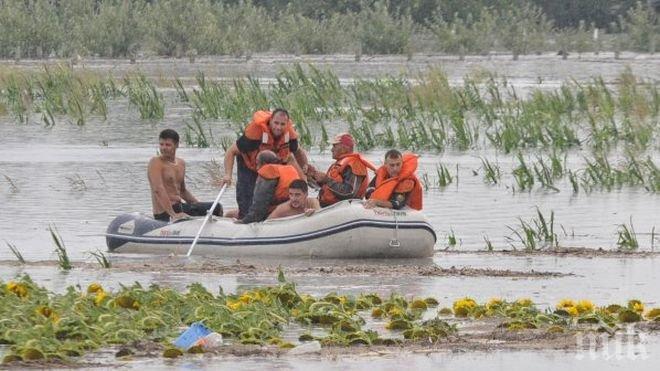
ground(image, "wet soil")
xmin=0 ymin=259 xmax=570 ymax=278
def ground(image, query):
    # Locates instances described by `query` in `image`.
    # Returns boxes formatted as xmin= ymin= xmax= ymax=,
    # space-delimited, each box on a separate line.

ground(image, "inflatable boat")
xmin=106 ymin=200 xmax=436 ymax=258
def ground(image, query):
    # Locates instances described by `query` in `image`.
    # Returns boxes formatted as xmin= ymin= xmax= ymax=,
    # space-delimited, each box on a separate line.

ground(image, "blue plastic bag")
xmin=173 ymin=322 xmax=212 ymax=350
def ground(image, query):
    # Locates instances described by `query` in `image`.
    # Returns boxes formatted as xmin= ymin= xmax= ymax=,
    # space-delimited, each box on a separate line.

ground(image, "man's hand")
xmin=310 ymin=170 xmax=328 ymax=184
xmin=170 ymin=212 xmax=190 ymax=222
xmin=216 ymin=175 xmax=232 ymax=187
xmin=304 ymin=208 xmax=316 ymax=217
xmin=285 ymin=153 xmax=297 ymax=165
xmin=363 ymin=199 xmax=379 ymax=209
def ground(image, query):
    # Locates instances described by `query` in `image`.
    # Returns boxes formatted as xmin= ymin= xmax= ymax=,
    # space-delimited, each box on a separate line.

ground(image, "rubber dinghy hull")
xmin=106 ymin=200 xmax=436 ymax=258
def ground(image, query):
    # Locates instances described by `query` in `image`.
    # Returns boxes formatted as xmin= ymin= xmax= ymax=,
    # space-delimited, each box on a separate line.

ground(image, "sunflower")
xmin=576 ymin=300 xmax=595 ymax=314
xmin=6 ymin=281 xmax=28 ymax=298
xmin=565 ymin=306 xmax=579 ymax=317
xmin=226 ymin=299 xmax=242 ymax=311
xmin=556 ymin=299 xmax=575 ymax=310
xmin=87 ymin=283 xmax=103 ymax=294
xmin=486 ymin=298 xmax=504 ymax=310
xmin=94 ymin=291 xmax=108 ymax=306
xmin=453 ymin=297 xmax=477 ymax=317
xmin=36 ymin=306 xmax=54 ymax=318
xmin=516 ymin=298 xmax=534 ymax=307
xmin=626 ymin=299 xmax=643 ymax=313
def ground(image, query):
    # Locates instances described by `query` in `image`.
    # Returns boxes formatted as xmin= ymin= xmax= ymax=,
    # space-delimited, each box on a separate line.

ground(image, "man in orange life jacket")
xmin=236 ymin=150 xmax=302 ymax=224
xmin=306 ymin=133 xmax=376 ymax=207
xmin=220 ymin=109 xmax=308 ymax=218
xmin=364 ymin=150 xmax=423 ymax=210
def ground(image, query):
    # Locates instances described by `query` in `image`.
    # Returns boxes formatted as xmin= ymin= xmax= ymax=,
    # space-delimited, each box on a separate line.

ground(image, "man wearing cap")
xmin=364 ymin=149 xmax=423 ymax=210
xmin=307 ymin=133 xmax=376 ymax=207
xmin=220 ymin=109 xmax=308 ymax=219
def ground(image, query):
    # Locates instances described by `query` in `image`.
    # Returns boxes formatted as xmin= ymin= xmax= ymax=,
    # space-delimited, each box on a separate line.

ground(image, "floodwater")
xmin=0 ymin=54 xmax=659 ymax=369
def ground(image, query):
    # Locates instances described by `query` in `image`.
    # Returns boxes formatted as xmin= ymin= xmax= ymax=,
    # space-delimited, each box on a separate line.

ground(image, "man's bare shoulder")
xmin=267 ymin=202 xmax=290 ymax=219
xmin=148 ymin=156 xmax=163 ymax=168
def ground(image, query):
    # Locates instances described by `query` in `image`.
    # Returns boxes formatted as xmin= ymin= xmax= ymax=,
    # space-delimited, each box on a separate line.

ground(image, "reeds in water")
xmin=49 ymin=225 xmax=71 ymax=270
xmin=124 ymin=73 xmax=164 ymax=120
xmin=6 ymin=241 xmax=25 ymax=264
xmin=89 ymin=250 xmax=111 ymax=268
xmin=506 ymin=208 xmax=558 ymax=251
xmin=617 ymin=218 xmax=639 ymax=251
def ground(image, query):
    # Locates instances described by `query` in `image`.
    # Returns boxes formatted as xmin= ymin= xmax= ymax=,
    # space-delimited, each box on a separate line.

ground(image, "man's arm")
xmin=364 ymin=192 xmax=409 ymax=209
xmin=179 ymin=160 xmax=199 ymax=204
xmin=285 ymin=153 xmax=307 ymax=181
xmin=364 ymin=176 xmax=377 ymax=199
xmin=293 ymin=146 xmax=309 ymax=170
xmin=323 ymin=167 xmax=364 ymax=200
xmin=238 ymin=178 xmax=277 ymax=224
xmin=389 ymin=192 xmax=410 ymax=210
xmin=148 ymin=158 xmax=185 ymax=220
xmin=220 ymin=143 xmax=240 ymax=186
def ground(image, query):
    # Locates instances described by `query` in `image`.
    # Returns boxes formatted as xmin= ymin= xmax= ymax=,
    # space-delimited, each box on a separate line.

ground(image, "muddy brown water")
xmin=0 ymin=54 xmax=659 ymax=369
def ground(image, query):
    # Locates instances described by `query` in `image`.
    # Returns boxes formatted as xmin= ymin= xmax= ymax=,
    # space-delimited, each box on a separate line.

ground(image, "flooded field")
xmin=0 ymin=54 xmax=659 ymax=369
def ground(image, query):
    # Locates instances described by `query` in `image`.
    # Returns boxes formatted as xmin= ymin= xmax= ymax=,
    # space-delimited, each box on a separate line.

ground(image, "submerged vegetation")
xmin=1 ymin=274 xmax=659 ymax=364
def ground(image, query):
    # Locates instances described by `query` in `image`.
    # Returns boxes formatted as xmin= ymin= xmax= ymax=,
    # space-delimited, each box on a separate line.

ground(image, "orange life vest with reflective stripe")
xmin=241 ymin=111 xmax=298 ymax=172
xmin=319 ymin=153 xmax=376 ymax=206
xmin=371 ymin=153 xmax=423 ymax=210
xmin=257 ymin=164 xmax=301 ymax=208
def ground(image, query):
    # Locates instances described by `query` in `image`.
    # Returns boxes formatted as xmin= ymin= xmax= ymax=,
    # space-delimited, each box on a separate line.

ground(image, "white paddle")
xmin=186 ymin=184 xmax=227 ymax=257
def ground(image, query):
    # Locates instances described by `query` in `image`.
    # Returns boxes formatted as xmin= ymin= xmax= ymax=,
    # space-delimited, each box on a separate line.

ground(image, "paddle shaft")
xmin=186 ymin=184 xmax=227 ymax=257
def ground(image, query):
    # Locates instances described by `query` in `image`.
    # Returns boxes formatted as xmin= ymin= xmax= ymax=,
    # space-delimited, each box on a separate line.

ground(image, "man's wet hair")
xmin=159 ymin=129 xmax=179 ymax=144
xmin=256 ymin=150 xmax=280 ymax=166
xmin=385 ymin=149 xmax=402 ymax=160
xmin=272 ymin=108 xmax=289 ymax=119
xmin=289 ymin=179 xmax=308 ymax=194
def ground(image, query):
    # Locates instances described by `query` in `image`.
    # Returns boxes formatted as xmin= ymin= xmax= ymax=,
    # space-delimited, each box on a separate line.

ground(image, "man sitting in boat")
xmin=219 ymin=109 xmax=309 ymax=219
xmin=148 ymin=129 xmax=222 ymax=222
xmin=267 ymin=179 xmax=321 ymax=219
xmin=306 ymin=133 xmax=376 ymax=207
xmin=364 ymin=150 xmax=423 ymax=210
xmin=237 ymin=150 xmax=303 ymax=224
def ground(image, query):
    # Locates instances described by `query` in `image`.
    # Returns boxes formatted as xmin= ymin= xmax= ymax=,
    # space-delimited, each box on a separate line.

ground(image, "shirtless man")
xmin=148 ymin=129 xmax=222 ymax=222
xmin=267 ymin=179 xmax=320 ymax=220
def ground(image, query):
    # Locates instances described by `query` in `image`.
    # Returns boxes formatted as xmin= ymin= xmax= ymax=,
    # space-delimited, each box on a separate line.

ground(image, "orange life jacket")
xmin=240 ymin=110 xmax=299 ymax=172
xmin=319 ymin=153 xmax=376 ymax=207
xmin=370 ymin=153 xmax=423 ymax=210
xmin=257 ymin=164 xmax=301 ymax=209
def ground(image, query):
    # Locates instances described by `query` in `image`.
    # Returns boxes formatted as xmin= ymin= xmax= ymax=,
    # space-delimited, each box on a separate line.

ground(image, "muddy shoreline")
xmin=0 ymin=258 xmax=571 ymax=278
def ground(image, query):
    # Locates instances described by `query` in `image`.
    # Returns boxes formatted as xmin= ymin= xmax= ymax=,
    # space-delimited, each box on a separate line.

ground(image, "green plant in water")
xmin=435 ymin=163 xmax=453 ymax=188
xmin=5 ymin=241 xmax=25 ymax=264
xmin=483 ymin=235 xmax=494 ymax=251
xmin=2 ymin=173 xmax=19 ymax=192
xmin=183 ymin=115 xmax=211 ymax=148
xmin=48 ymin=225 xmax=71 ymax=270
xmin=480 ymin=157 xmax=501 ymax=185
xmin=506 ymin=208 xmax=558 ymax=251
xmin=447 ymin=228 xmax=457 ymax=248
xmin=124 ymin=74 xmax=164 ymax=120
xmin=89 ymin=250 xmax=111 ymax=268
xmin=512 ymin=153 xmax=534 ymax=191
xmin=617 ymin=217 xmax=639 ymax=251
